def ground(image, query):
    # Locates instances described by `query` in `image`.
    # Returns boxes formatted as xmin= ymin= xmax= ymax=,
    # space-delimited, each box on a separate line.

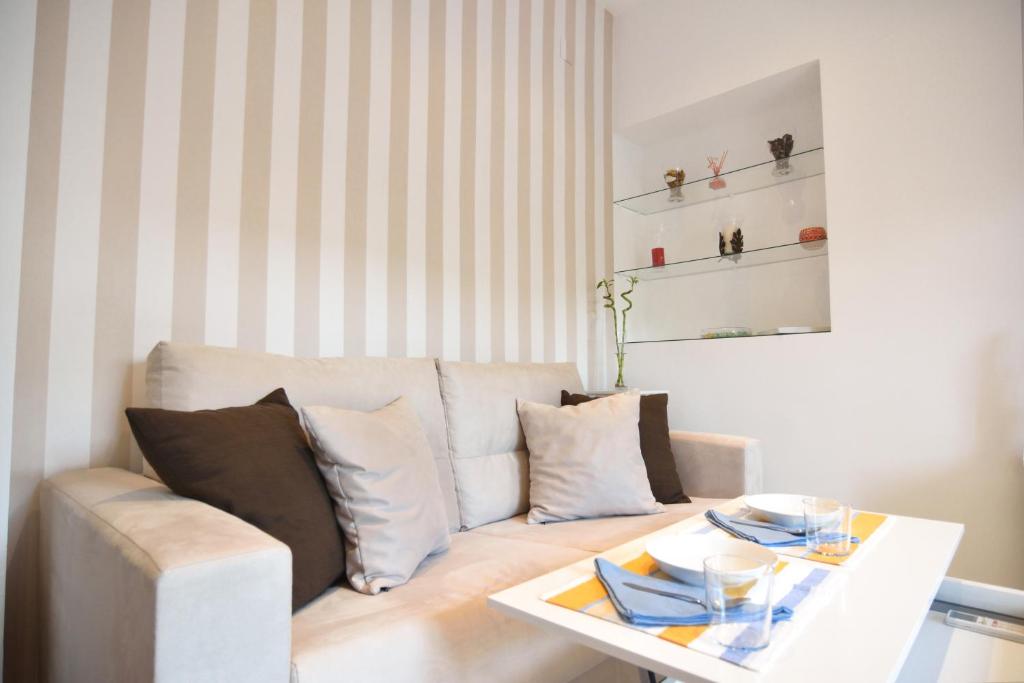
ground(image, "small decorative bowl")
xmin=799 ymin=227 xmax=827 ymax=242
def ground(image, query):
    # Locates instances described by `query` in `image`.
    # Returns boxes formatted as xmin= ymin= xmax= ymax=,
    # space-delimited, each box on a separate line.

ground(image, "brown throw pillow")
xmin=560 ymin=390 xmax=690 ymax=504
xmin=125 ymin=388 xmax=346 ymax=610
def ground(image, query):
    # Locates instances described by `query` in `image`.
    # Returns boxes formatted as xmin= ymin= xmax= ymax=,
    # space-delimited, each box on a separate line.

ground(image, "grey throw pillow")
xmin=517 ymin=392 xmax=663 ymax=524
xmin=302 ymin=397 xmax=450 ymax=594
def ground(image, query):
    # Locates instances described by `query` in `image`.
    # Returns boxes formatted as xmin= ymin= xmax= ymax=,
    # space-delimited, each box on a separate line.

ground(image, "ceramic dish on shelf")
xmin=645 ymin=535 xmax=777 ymax=586
xmin=701 ymin=326 xmax=752 ymax=339
xmin=798 ymin=226 xmax=827 ymax=242
xmin=743 ymin=493 xmax=810 ymax=529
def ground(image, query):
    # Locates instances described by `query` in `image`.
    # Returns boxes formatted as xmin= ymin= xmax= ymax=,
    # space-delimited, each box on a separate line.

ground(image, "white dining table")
xmin=488 ymin=499 xmax=963 ymax=682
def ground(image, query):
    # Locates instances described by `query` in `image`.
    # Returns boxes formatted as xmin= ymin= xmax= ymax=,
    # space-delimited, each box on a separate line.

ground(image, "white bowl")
xmin=743 ymin=493 xmax=809 ymax=529
xmin=646 ymin=535 xmax=777 ymax=586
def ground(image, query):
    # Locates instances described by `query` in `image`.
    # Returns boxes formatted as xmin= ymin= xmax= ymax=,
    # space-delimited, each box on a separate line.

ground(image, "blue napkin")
xmin=593 ymin=557 xmax=793 ymax=627
xmin=706 ymin=510 xmax=860 ymax=548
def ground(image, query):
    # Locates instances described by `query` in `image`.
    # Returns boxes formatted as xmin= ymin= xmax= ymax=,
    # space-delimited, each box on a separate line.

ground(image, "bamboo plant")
xmin=597 ymin=275 xmax=639 ymax=388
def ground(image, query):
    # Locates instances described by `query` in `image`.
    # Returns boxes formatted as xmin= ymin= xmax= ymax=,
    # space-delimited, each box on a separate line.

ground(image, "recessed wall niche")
xmin=612 ymin=61 xmax=829 ymax=342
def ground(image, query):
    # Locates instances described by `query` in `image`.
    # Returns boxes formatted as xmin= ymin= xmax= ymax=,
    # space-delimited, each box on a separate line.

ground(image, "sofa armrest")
xmin=41 ymin=467 xmax=292 ymax=683
xmin=669 ymin=431 xmax=763 ymax=499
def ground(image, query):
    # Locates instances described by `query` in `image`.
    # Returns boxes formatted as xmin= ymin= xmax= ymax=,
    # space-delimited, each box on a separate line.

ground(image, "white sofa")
xmin=40 ymin=342 xmax=763 ymax=683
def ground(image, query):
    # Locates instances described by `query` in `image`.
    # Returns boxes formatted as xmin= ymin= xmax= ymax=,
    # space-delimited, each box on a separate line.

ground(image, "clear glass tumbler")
xmin=803 ymin=497 xmax=853 ymax=556
xmin=703 ymin=555 xmax=774 ymax=651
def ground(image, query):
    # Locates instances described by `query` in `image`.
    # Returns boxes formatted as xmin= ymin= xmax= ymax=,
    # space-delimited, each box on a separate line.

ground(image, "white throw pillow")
xmin=517 ymin=392 xmax=663 ymax=524
xmin=302 ymin=397 xmax=450 ymax=594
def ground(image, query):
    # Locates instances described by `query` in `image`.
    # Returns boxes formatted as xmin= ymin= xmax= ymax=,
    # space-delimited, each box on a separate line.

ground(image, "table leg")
xmin=637 ymin=667 xmax=659 ymax=683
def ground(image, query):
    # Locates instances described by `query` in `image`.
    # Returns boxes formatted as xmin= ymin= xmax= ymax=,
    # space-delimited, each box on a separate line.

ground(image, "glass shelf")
xmin=624 ymin=327 xmax=830 ymax=345
xmin=613 ymin=147 xmax=824 ymax=216
xmin=616 ymin=239 xmax=827 ymax=281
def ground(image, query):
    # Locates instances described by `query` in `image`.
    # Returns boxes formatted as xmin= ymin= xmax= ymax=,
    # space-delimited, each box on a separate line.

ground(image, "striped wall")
xmin=1 ymin=0 xmax=615 ymax=679
xmin=0 ymin=0 xmax=39 ymax=678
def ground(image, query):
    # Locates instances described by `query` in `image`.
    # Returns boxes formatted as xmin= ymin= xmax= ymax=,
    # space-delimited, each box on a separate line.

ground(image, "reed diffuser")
xmin=707 ymin=150 xmax=728 ymax=190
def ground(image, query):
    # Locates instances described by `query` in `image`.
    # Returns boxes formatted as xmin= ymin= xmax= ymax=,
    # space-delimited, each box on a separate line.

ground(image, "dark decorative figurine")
xmin=719 ymin=228 xmax=744 ymax=256
xmin=768 ymin=133 xmax=795 ymax=176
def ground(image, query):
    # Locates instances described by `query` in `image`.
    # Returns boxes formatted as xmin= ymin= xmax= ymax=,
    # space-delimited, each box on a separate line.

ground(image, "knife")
xmin=731 ymin=515 xmax=807 ymax=535
xmin=622 ymin=582 xmax=706 ymax=607
xmin=622 ymin=582 xmax=751 ymax=609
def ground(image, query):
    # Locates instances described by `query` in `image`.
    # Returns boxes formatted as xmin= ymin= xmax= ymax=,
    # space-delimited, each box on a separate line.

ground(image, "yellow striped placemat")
xmin=774 ymin=511 xmax=888 ymax=565
xmin=543 ymin=552 xmax=830 ymax=671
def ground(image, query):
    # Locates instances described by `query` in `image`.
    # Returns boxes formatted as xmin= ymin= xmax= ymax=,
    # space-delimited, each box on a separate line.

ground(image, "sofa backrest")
xmin=144 ymin=342 xmax=461 ymax=532
xmin=436 ymin=360 xmax=584 ymax=529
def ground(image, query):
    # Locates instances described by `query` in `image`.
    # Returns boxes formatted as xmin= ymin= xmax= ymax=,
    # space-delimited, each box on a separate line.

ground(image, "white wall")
xmin=612 ymin=0 xmax=1024 ymax=588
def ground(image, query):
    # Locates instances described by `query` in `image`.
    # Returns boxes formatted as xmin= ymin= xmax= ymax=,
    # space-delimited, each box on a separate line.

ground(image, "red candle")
xmin=651 ymin=247 xmax=665 ymax=267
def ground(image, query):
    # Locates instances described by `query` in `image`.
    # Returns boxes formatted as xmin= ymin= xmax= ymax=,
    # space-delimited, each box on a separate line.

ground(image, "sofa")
xmin=40 ymin=341 xmax=763 ymax=683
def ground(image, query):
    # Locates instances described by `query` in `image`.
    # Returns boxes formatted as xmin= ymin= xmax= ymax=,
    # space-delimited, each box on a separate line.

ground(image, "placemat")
xmin=543 ymin=552 xmax=833 ymax=672
xmin=695 ymin=510 xmax=889 ymax=566
xmin=773 ymin=511 xmax=889 ymax=566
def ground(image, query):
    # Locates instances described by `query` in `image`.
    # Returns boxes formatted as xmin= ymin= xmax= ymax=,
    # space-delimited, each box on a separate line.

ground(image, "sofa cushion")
xmin=125 ymin=388 xmax=345 ymax=610
xmin=561 ymin=391 xmax=690 ymax=505
xmin=144 ymin=341 xmax=460 ymax=532
xmin=290 ymin=532 xmax=603 ymax=683
xmin=302 ymin=398 xmax=451 ymax=595
xmin=435 ymin=360 xmax=584 ymax=529
xmin=517 ymin=393 xmax=662 ymax=524
xmin=467 ymin=499 xmax=722 ymax=553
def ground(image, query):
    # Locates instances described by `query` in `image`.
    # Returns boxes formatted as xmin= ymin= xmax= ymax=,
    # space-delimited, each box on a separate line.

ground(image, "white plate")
xmin=743 ymin=493 xmax=809 ymax=529
xmin=646 ymin=535 xmax=777 ymax=586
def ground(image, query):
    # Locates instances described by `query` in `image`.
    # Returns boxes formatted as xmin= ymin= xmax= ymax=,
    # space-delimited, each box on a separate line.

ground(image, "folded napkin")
xmin=593 ymin=557 xmax=793 ymax=627
xmin=706 ymin=510 xmax=860 ymax=548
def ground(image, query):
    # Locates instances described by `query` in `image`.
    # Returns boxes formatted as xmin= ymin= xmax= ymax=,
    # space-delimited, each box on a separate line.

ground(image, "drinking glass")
xmin=703 ymin=555 xmax=774 ymax=650
xmin=803 ymin=497 xmax=853 ymax=556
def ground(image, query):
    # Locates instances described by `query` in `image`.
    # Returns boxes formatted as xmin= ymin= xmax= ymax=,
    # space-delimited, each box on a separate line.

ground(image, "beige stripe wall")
xmin=0 ymin=0 xmax=38 ymax=674
xmin=2 ymin=1 xmax=614 ymax=678
xmin=6 ymin=0 xmax=70 ymax=678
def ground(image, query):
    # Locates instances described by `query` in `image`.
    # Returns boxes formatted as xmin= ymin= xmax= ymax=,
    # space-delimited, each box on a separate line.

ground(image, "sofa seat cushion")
xmin=467 ymin=499 xmax=722 ymax=553
xmin=290 ymin=532 xmax=603 ymax=683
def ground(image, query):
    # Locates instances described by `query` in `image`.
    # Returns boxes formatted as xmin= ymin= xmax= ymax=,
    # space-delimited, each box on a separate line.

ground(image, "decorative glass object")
xmin=707 ymin=151 xmax=728 ymax=190
xmin=768 ymin=133 xmax=795 ymax=176
xmin=715 ymin=196 xmax=745 ymax=256
xmin=663 ymin=168 xmax=685 ymax=201
xmin=718 ymin=227 xmax=744 ymax=256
